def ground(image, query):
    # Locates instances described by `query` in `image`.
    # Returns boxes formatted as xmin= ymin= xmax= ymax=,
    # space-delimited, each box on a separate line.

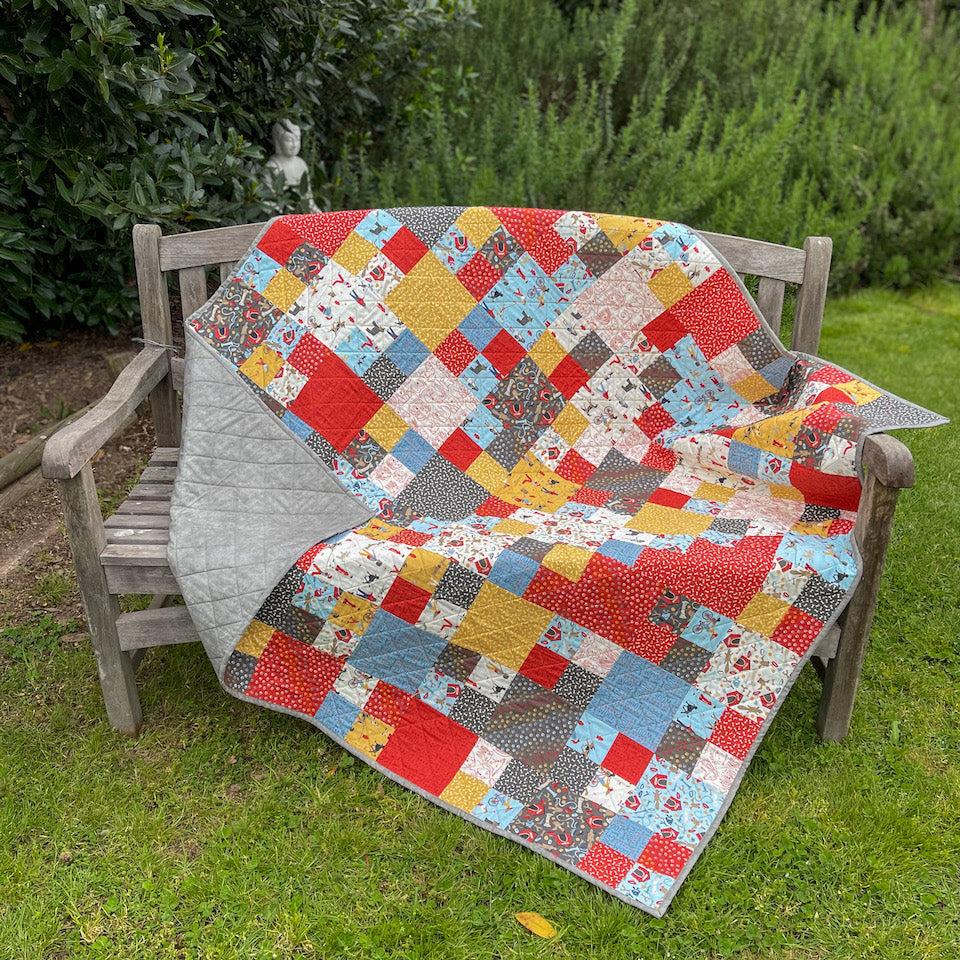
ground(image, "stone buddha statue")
xmin=265 ymin=119 xmax=318 ymax=212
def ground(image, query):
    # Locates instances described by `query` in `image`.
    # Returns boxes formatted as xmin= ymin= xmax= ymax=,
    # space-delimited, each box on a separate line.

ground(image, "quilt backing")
xmin=172 ymin=207 xmax=942 ymax=915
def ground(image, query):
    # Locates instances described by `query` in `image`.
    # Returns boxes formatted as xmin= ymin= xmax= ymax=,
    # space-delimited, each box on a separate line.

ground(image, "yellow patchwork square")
xmin=467 ymin=451 xmax=509 ymax=491
xmin=345 ymin=713 xmax=394 ymax=760
xmin=695 ymin=481 xmax=736 ymax=503
xmin=648 ymin=262 xmax=694 ymax=309
xmin=364 ymin=405 xmax=409 ymax=451
xmin=734 ymin=409 xmax=808 ymax=457
xmin=492 ymin=518 xmax=536 ymax=537
xmin=553 ymin=403 xmax=589 ymax=445
xmin=456 ymin=207 xmax=501 ymax=248
xmin=440 ymin=771 xmax=490 ymax=813
xmin=733 ymin=372 xmax=776 ymax=403
xmin=542 ymin=544 xmax=593 ymax=583
xmin=737 ymin=593 xmax=791 ymax=637
xmin=328 ymin=592 xmax=377 ymax=636
xmin=385 ymin=252 xmax=476 ymax=350
xmin=400 ymin=548 xmax=449 ymax=593
xmin=333 ymin=231 xmax=377 ymax=275
xmin=840 ymin=379 xmax=882 ymax=406
xmin=596 ymin=213 xmax=659 ymax=252
xmin=262 ymin=267 xmax=305 ymax=312
xmin=236 ymin=619 xmax=273 ymax=657
xmin=355 ymin=517 xmax=403 ymax=540
xmin=627 ymin=503 xmax=713 ymax=536
xmin=453 ymin=582 xmax=553 ymax=670
xmin=792 ymin=520 xmax=832 ymax=536
xmin=529 ymin=331 xmax=567 ymax=376
xmin=769 ymin=482 xmax=804 ymax=501
xmin=239 ymin=345 xmax=284 ymax=388
xmin=496 ymin=454 xmax=579 ymax=513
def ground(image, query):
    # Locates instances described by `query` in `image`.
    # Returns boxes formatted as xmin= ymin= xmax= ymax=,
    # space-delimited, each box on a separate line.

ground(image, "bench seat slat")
xmin=126 ymin=482 xmax=173 ymax=501
xmin=105 ymin=528 xmax=170 ymax=545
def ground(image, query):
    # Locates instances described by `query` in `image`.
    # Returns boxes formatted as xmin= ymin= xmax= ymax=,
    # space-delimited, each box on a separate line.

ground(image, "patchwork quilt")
xmin=168 ymin=207 xmax=943 ymax=916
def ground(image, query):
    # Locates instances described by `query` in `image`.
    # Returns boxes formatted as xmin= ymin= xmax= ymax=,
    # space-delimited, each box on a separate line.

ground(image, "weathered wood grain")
xmin=133 ymin=224 xmax=181 ymax=445
xmin=117 ymin=605 xmax=199 ymax=652
xmin=756 ymin=276 xmax=786 ymax=336
xmin=792 ymin=236 xmax=832 ymax=355
xmin=56 ymin=465 xmax=141 ymax=735
xmin=40 ymin=347 xmax=168 ymax=480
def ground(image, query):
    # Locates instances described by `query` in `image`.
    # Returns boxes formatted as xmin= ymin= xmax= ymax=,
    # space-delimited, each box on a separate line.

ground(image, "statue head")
xmin=271 ymin=119 xmax=302 ymax=159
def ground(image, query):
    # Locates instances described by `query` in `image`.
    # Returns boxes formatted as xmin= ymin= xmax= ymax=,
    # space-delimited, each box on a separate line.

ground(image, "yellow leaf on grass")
xmin=515 ymin=911 xmax=557 ymax=939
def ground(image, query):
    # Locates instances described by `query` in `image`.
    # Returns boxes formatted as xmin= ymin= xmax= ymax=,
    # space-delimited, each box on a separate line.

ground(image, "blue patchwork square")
xmin=459 ymin=305 xmax=501 ymax=350
xmin=335 ymin=326 xmax=380 ymax=376
xmin=538 ymin=616 xmax=588 ymax=659
xmin=682 ymin=607 xmax=732 ymax=651
xmin=265 ymin=316 xmax=307 ymax=359
xmin=487 ymin=550 xmax=540 ymax=596
xmin=602 ymin=815 xmax=654 ymax=859
xmin=597 ymin=538 xmax=643 ymax=567
xmin=728 ymin=440 xmax=763 ymax=477
xmin=676 ymin=687 xmax=725 ymax=739
xmin=760 ymin=355 xmax=794 ymax=388
xmin=282 ymin=410 xmax=312 ymax=439
xmin=459 ymin=353 xmax=501 ymax=401
xmin=237 ymin=248 xmax=282 ymax=292
xmin=586 ymin=650 xmax=688 ymax=750
xmin=552 ymin=253 xmax=594 ymax=300
xmin=314 ymin=692 xmax=359 ymax=737
xmin=385 ymin=328 xmax=430 ymax=375
xmin=392 ymin=430 xmax=435 ymax=472
xmin=460 ymin=402 xmax=503 ymax=446
xmin=566 ymin=712 xmax=619 ymax=762
xmin=432 ymin=224 xmax=476 ymax=272
xmin=293 ymin=573 xmax=339 ymax=619
xmin=417 ymin=670 xmax=463 ymax=716
xmin=350 ymin=611 xmax=447 ymax=693
xmin=353 ymin=208 xmax=403 ymax=248
xmin=472 ymin=788 xmax=523 ymax=828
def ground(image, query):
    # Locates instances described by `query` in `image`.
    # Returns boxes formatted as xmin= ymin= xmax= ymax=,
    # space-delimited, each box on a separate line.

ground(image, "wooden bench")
xmin=40 ymin=222 xmax=916 ymax=740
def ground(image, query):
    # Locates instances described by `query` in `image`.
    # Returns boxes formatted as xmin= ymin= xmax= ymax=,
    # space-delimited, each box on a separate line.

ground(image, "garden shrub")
xmin=333 ymin=0 xmax=960 ymax=293
xmin=0 ymin=0 xmax=470 ymax=340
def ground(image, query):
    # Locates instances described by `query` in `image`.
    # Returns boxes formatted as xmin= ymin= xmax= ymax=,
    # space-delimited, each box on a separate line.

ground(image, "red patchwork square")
xmin=647 ymin=487 xmax=690 ymax=509
xmin=556 ymin=449 xmax=596 ymax=485
xmin=771 ymin=606 xmax=824 ymax=656
xmin=571 ymin=486 xmax=611 ymax=507
xmin=636 ymin=403 xmax=676 ymax=440
xmin=803 ymin=403 xmax=843 ymax=431
xmin=439 ymin=428 xmax=483 ymax=470
xmin=483 ymin=329 xmax=526 ymax=378
xmin=288 ymin=336 xmax=382 ymax=451
xmin=828 ymin=517 xmax=854 ymax=536
xmin=641 ymin=443 xmax=677 ymax=472
xmin=578 ymin=842 xmax=634 ymax=887
xmin=258 ymin=219 xmax=305 ymax=264
xmin=457 ymin=253 xmax=501 ymax=300
xmin=602 ymin=733 xmax=653 ymax=783
xmin=637 ymin=833 xmax=691 ymax=879
xmin=788 ymin=462 xmax=861 ymax=512
xmin=476 ymin=495 xmax=517 ymax=518
xmin=548 ymin=354 xmax=590 ymax=399
xmin=519 ymin=643 xmax=569 ymax=689
xmin=245 ymin=631 xmax=341 ymax=716
xmin=663 ymin=269 xmax=759 ymax=359
xmin=435 ymin=329 xmax=478 ymax=376
xmin=377 ymin=698 xmax=478 ymax=795
xmin=295 ymin=541 xmax=327 ymax=571
xmin=283 ymin=210 xmax=368 ymax=257
xmin=709 ymin=708 xmax=762 ymax=760
xmin=642 ymin=311 xmax=687 ymax=352
xmin=390 ymin=528 xmax=434 ymax=547
xmin=491 ymin=206 xmax=563 ymax=249
xmin=365 ymin=681 xmax=413 ymax=727
xmin=381 ymin=576 xmax=431 ymax=624
xmin=528 ymin=228 xmax=573 ymax=275
xmin=382 ymin=226 xmax=429 ymax=273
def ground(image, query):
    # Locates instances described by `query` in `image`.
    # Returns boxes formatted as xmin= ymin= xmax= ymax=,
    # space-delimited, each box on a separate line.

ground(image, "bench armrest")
xmin=861 ymin=433 xmax=915 ymax=490
xmin=41 ymin=346 xmax=170 ymax=481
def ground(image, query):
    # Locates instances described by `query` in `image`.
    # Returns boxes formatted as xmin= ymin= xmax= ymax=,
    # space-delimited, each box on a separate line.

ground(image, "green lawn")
xmin=1 ymin=284 xmax=958 ymax=959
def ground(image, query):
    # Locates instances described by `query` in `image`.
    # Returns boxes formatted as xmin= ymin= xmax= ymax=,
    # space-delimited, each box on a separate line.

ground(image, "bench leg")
xmin=817 ymin=473 xmax=901 ymax=742
xmin=57 ymin=465 xmax=142 ymax=736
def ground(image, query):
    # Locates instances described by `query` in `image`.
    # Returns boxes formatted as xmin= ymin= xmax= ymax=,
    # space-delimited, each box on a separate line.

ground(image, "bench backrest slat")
xmin=138 ymin=216 xmax=833 ymax=443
